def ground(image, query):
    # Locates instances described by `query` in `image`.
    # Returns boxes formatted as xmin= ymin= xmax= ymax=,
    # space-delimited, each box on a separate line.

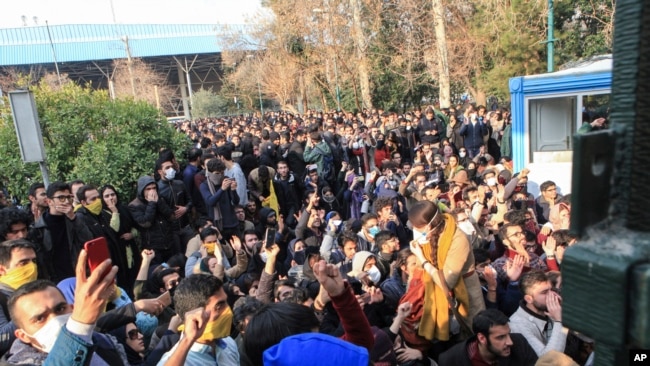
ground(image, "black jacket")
xmin=438 ymin=333 xmax=538 ymax=366
xmin=156 ymin=178 xmax=192 ymax=229
xmin=128 ymin=176 xmax=175 ymax=251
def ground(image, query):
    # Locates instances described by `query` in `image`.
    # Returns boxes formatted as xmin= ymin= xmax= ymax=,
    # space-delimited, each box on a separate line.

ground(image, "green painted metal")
xmin=564 ymin=0 xmax=650 ymax=365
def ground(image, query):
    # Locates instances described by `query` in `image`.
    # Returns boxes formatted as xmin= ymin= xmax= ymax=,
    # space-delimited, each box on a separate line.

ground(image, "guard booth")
xmin=508 ymin=56 xmax=612 ymax=196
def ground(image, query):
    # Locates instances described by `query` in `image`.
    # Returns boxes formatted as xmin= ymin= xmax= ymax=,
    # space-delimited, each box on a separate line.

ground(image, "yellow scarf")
xmin=262 ymin=181 xmax=280 ymax=217
xmin=178 ymin=306 xmax=233 ymax=343
xmin=418 ymin=213 xmax=470 ymax=341
xmin=0 ymin=262 xmax=38 ymax=290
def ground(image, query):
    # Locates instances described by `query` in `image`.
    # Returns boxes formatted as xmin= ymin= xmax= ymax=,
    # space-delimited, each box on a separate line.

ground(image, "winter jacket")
xmin=439 ymin=333 xmax=538 ymax=366
xmin=128 ymin=176 xmax=175 ymax=251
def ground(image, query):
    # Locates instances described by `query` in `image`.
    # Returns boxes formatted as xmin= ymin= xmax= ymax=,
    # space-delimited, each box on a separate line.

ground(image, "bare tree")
xmin=112 ymin=58 xmax=175 ymax=113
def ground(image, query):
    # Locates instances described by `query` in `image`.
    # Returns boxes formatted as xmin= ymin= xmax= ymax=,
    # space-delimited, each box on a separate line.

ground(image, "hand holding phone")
xmin=264 ymin=228 xmax=277 ymax=248
xmin=84 ymin=237 xmax=112 ymax=282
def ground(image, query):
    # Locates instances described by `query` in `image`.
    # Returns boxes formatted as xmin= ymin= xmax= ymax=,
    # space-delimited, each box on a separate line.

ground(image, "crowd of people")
xmin=0 ymin=104 xmax=594 ymax=365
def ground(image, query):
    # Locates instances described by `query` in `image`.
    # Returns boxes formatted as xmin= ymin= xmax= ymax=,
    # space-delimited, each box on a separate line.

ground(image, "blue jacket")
xmin=199 ymin=181 xmax=240 ymax=229
xmin=459 ymin=121 xmax=489 ymax=149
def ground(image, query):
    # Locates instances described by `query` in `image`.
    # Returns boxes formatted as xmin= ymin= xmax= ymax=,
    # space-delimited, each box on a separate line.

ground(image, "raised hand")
xmin=396 ymin=301 xmax=412 ymax=320
xmin=72 ymin=250 xmax=118 ymax=325
xmin=506 ymin=254 xmax=526 ymax=282
xmin=229 ymin=236 xmax=242 ymax=252
xmin=182 ymin=307 xmax=209 ymax=342
xmin=313 ymin=260 xmax=345 ymax=297
xmin=141 ymin=249 xmax=155 ymax=263
xmin=545 ymin=291 xmax=563 ymax=322
xmin=483 ymin=265 xmax=498 ymax=290
xmin=542 ymin=236 xmax=557 ymax=258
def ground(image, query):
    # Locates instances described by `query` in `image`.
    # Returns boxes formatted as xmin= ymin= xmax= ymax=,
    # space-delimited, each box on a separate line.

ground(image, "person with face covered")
xmin=200 ymin=159 xmax=241 ymax=241
xmin=407 ymin=200 xmax=485 ymax=345
xmin=157 ymin=274 xmax=239 ymax=365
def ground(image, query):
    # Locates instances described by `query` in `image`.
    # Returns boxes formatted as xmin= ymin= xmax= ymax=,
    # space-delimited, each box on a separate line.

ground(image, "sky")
xmin=0 ymin=0 xmax=266 ymax=28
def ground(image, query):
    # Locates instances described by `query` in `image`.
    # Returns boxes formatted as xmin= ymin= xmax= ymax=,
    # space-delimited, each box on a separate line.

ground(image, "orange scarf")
xmin=418 ymin=213 xmax=470 ymax=341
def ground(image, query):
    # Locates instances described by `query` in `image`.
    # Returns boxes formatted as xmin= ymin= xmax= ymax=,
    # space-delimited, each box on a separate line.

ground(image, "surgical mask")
xmin=85 ymin=199 xmax=103 ymax=216
xmin=458 ymin=221 xmax=475 ymax=236
xmin=352 ymin=142 xmax=360 ymax=149
xmin=29 ymin=313 xmax=71 ymax=353
xmin=486 ymin=177 xmax=497 ymax=186
xmin=165 ymin=168 xmax=176 ymax=180
xmin=260 ymin=251 xmax=268 ymax=263
xmin=406 ymin=126 xmax=411 ymax=131
xmin=412 ymin=211 xmax=439 ymax=245
xmin=0 ymin=261 xmax=38 ymax=290
xmin=367 ymin=226 xmax=380 ymax=238
xmin=459 ymin=152 xmax=466 ymax=158
xmin=367 ymin=265 xmax=381 ymax=284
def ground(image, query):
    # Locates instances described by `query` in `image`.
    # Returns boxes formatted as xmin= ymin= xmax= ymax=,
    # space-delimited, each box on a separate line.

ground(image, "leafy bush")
xmin=0 ymin=81 xmax=191 ymax=203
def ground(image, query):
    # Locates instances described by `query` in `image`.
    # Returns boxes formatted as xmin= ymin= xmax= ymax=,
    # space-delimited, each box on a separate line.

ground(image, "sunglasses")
xmin=127 ymin=328 xmax=142 ymax=340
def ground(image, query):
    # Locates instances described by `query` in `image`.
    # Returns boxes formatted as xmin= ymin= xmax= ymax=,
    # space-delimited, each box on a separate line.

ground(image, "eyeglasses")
xmin=508 ymin=231 xmax=525 ymax=239
xmin=127 ymin=328 xmax=142 ymax=340
xmin=52 ymin=195 xmax=74 ymax=203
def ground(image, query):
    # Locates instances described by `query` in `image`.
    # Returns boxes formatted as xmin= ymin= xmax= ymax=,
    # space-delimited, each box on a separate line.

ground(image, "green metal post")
xmin=547 ymin=0 xmax=554 ymax=72
xmin=564 ymin=1 xmax=650 ymax=365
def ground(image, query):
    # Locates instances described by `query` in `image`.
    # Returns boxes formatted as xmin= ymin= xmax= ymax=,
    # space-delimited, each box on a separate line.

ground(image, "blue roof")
xmin=0 ymin=24 xmax=253 ymax=66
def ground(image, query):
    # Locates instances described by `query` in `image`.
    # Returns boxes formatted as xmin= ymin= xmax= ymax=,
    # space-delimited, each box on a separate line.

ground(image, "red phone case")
xmin=84 ymin=237 xmax=111 ymax=274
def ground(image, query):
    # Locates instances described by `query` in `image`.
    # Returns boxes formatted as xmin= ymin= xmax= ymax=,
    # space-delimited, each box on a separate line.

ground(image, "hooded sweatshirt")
xmin=128 ymin=176 xmax=175 ymax=251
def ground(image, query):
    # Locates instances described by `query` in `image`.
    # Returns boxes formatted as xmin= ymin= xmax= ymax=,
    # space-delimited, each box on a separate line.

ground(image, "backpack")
xmin=314 ymin=146 xmax=335 ymax=184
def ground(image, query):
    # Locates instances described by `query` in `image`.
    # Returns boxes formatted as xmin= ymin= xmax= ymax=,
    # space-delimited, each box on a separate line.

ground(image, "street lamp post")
xmin=247 ymin=54 xmax=264 ymax=116
xmin=313 ymin=5 xmax=341 ymax=111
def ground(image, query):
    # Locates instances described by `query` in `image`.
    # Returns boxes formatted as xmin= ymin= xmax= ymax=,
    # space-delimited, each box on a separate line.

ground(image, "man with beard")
xmin=199 ymin=159 xmax=241 ymax=241
xmin=439 ymin=309 xmax=538 ymax=365
xmin=508 ymin=271 xmax=567 ymax=357
xmin=492 ymin=223 xmax=547 ymax=284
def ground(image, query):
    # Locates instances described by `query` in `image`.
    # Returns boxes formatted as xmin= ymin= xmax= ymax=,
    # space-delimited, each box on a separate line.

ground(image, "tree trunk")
xmin=432 ymin=0 xmax=450 ymax=108
xmin=351 ymin=0 xmax=372 ymax=109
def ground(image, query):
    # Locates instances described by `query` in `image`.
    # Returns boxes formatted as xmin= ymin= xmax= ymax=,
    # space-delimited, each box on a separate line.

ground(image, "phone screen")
xmin=265 ymin=228 xmax=276 ymax=248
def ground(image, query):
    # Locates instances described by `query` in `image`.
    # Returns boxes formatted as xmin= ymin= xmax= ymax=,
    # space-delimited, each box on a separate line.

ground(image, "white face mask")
xmin=367 ymin=265 xmax=381 ymax=284
xmin=165 ymin=168 xmax=176 ymax=180
xmin=458 ymin=221 xmax=475 ymax=236
xmin=260 ymin=251 xmax=268 ymax=263
xmin=486 ymin=177 xmax=497 ymax=186
xmin=459 ymin=152 xmax=466 ymax=158
xmin=412 ymin=211 xmax=439 ymax=245
xmin=406 ymin=126 xmax=412 ymax=131
xmin=29 ymin=313 xmax=71 ymax=353
xmin=352 ymin=142 xmax=360 ymax=149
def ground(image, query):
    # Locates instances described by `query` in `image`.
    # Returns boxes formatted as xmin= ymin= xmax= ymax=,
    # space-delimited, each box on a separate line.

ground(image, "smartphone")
xmin=84 ymin=237 xmax=111 ymax=280
xmin=264 ymin=228 xmax=277 ymax=248
xmin=157 ymin=291 xmax=172 ymax=307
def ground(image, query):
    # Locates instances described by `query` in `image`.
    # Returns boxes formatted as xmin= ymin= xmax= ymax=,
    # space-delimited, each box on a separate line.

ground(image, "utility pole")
xmin=547 ymin=0 xmax=555 ymax=72
xmin=122 ymin=36 xmax=136 ymax=97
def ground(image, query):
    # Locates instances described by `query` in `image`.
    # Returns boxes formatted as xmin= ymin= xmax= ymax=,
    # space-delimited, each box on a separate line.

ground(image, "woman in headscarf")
xmin=99 ymin=184 xmax=140 ymax=297
xmin=109 ymin=323 xmax=146 ymax=365
xmin=402 ymin=201 xmax=485 ymax=351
